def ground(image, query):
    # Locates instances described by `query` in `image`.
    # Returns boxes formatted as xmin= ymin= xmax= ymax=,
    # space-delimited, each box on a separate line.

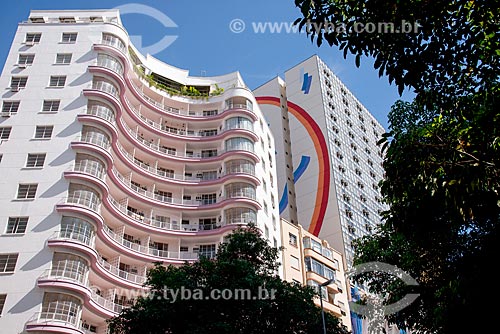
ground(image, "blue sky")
xmin=0 ymin=0 xmax=414 ymax=128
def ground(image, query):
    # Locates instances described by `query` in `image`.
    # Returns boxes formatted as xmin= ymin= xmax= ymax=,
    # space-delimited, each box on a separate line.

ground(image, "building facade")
xmin=0 ymin=10 xmax=281 ymax=333
xmin=254 ymin=56 xmax=387 ymax=268
xmin=280 ymin=218 xmax=352 ymax=331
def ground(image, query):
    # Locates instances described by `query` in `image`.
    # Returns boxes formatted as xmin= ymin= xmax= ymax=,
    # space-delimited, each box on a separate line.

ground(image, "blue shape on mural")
xmin=299 ymin=67 xmax=313 ymax=94
xmin=278 ymin=155 xmax=310 ymax=213
xmin=301 ymin=73 xmax=312 ymax=94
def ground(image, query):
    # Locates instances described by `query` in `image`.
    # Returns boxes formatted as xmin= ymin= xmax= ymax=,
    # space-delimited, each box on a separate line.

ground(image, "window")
xmin=61 ymin=33 xmax=77 ymax=43
xmin=55 ymin=53 xmax=72 ymax=64
xmin=0 ymin=254 xmax=19 ymax=273
xmin=10 ymin=77 xmax=27 ymax=90
xmin=59 ymin=17 xmax=76 ymax=23
xmin=290 ymin=255 xmax=300 ymax=269
xmin=289 ymin=233 xmax=298 ymax=247
xmin=18 ymin=54 xmax=35 ymax=66
xmin=34 ymin=125 xmax=54 ymax=139
xmin=0 ymin=127 xmax=12 ymax=140
xmin=42 ymin=100 xmax=60 ymax=113
xmin=264 ymin=225 xmax=269 ymax=239
xmin=25 ymin=33 xmax=41 ymax=43
xmin=26 ymin=153 xmax=46 ymax=167
xmin=2 ymin=101 xmax=20 ymax=115
xmin=0 ymin=294 xmax=6 ymax=315
xmin=198 ymin=244 xmax=216 ymax=258
xmin=6 ymin=217 xmax=28 ymax=234
xmin=29 ymin=17 xmax=45 ymax=23
xmin=17 ymin=183 xmax=38 ymax=199
xmin=49 ymin=76 xmax=66 ymax=87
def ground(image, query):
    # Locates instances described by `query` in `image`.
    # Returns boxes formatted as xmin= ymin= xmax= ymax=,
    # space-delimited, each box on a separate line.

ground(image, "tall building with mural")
xmin=254 ymin=55 xmax=387 ymax=268
xmin=0 ymin=9 xmax=281 ymax=333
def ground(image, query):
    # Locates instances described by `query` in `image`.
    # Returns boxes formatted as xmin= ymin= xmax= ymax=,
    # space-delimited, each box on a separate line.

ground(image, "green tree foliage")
xmin=108 ymin=225 xmax=350 ymax=334
xmin=295 ymin=1 xmax=499 ymax=333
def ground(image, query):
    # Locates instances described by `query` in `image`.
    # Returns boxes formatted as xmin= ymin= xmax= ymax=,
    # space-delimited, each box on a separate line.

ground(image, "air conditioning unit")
xmin=25 ymin=41 xmax=35 ymax=46
xmin=17 ymin=63 xmax=27 ymax=69
xmin=1 ymin=112 xmax=11 ymax=117
xmin=10 ymin=87 xmax=19 ymax=92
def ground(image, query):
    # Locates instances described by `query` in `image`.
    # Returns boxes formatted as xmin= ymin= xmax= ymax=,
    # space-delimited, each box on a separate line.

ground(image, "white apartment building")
xmin=0 ymin=9 xmax=281 ymax=333
xmin=254 ymin=55 xmax=387 ymax=268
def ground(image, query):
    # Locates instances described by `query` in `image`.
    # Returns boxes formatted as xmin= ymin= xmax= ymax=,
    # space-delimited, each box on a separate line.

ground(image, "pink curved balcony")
xmin=109 ymin=166 xmax=261 ymax=211
xmin=92 ymin=42 xmax=258 ymax=122
xmin=101 ymin=224 xmax=200 ymax=262
xmin=106 ymin=195 xmax=248 ymax=236
xmin=115 ymin=141 xmax=260 ymax=187
xmin=119 ymin=117 xmax=258 ymax=163
xmin=75 ymin=95 xmax=259 ymax=166
xmin=59 ymin=164 xmax=257 ymax=237
xmin=53 ymin=200 xmax=227 ymax=265
xmin=122 ymin=96 xmax=258 ymax=142
xmin=47 ymin=228 xmax=147 ymax=289
xmin=34 ymin=261 xmax=136 ymax=317
xmin=25 ymin=311 xmax=83 ymax=334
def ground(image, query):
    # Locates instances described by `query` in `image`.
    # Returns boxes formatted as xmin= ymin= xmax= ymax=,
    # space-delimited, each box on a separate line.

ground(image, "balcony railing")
xmin=64 ymin=194 xmax=102 ymax=213
xmin=225 ymin=189 xmax=257 ymax=201
xmin=39 ymin=268 xmax=88 ymax=286
xmin=76 ymin=133 xmax=111 ymax=151
xmin=112 ymin=167 xmax=256 ymax=207
xmin=97 ymin=256 xmax=146 ymax=285
xmin=121 ymin=120 xmax=255 ymax=160
xmin=116 ymin=143 xmax=255 ymax=184
xmin=107 ymin=196 xmax=179 ymax=231
xmin=85 ymin=104 xmax=116 ymax=124
xmin=102 ymin=224 xmax=199 ymax=260
xmin=128 ymin=73 xmax=254 ymax=118
xmin=106 ymin=193 xmax=250 ymax=234
xmin=49 ymin=229 xmax=96 ymax=248
xmin=128 ymin=75 xmax=180 ymax=114
xmin=71 ymin=161 xmax=106 ymax=181
xmin=91 ymin=291 xmax=124 ymax=314
xmin=123 ymin=97 xmax=255 ymax=139
xmin=96 ymin=57 xmax=124 ymax=75
xmin=91 ymin=81 xmax=119 ymax=99
xmin=100 ymin=37 xmax=127 ymax=54
xmin=26 ymin=311 xmax=79 ymax=328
